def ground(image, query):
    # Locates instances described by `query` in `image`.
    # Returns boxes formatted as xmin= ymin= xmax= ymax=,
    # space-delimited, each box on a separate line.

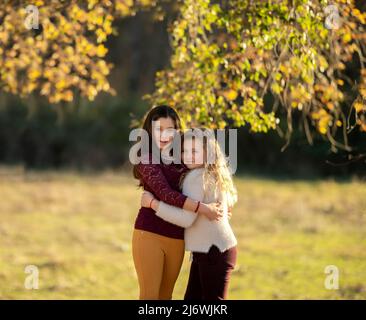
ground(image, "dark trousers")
xmin=184 ymin=245 xmax=237 ymax=300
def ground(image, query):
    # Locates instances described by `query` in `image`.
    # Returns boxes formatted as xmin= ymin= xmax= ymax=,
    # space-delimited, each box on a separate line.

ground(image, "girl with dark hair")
xmin=141 ymin=129 xmax=238 ymax=300
xmin=132 ymin=105 xmax=223 ymax=300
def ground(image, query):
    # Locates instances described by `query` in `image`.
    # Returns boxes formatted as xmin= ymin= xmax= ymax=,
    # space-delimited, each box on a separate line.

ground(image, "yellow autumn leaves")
xmin=148 ymin=0 xmax=366 ymax=144
xmin=352 ymin=68 xmax=366 ymax=132
xmin=0 ymin=0 xmax=365 ymax=142
xmin=0 ymin=0 xmax=153 ymax=104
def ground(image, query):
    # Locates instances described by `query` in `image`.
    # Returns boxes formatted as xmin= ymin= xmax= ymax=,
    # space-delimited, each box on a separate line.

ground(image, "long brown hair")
xmin=132 ymin=105 xmax=182 ymax=181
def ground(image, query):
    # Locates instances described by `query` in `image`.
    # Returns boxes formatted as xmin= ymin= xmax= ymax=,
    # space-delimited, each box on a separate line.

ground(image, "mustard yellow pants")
xmin=132 ymin=229 xmax=185 ymax=300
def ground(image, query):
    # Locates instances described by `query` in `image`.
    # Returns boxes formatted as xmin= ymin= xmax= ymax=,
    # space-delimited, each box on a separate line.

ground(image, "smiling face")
xmin=182 ymin=137 xmax=205 ymax=169
xmin=152 ymin=117 xmax=176 ymax=150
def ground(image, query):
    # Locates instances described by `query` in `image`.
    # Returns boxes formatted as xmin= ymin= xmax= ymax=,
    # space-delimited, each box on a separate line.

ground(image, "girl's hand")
xmin=199 ymin=202 xmax=224 ymax=221
xmin=141 ymin=191 xmax=155 ymax=208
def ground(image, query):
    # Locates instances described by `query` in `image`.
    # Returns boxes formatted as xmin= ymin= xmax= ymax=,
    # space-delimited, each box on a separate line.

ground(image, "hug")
xmin=132 ymin=105 xmax=238 ymax=300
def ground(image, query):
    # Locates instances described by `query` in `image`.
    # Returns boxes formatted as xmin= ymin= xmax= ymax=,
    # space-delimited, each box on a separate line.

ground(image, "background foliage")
xmin=0 ymin=1 xmax=365 ymax=175
xmin=0 ymin=1 xmax=365 ymax=301
xmin=148 ymin=0 xmax=366 ymax=152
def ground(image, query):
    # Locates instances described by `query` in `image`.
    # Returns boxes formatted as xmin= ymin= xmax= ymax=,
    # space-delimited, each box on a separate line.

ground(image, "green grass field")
xmin=0 ymin=166 xmax=365 ymax=299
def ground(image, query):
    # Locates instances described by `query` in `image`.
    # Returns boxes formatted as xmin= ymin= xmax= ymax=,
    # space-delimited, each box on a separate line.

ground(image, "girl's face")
xmin=152 ymin=117 xmax=176 ymax=150
xmin=183 ymin=138 xmax=205 ymax=169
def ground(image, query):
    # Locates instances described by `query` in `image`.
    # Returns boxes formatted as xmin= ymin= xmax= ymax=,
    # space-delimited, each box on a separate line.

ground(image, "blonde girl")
xmin=142 ymin=129 xmax=237 ymax=300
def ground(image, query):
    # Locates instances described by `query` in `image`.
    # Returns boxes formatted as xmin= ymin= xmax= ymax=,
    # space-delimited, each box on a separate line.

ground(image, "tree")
xmin=146 ymin=0 xmax=366 ymax=151
xmin=1 ymin=0 xmax=365 ymax=151
xmin=0 ymin=0 xmax=155 ymax=103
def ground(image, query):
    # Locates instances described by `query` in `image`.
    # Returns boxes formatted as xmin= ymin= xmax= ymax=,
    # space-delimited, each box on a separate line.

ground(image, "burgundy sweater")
xmin=134 ymin=155 xmax=189 ymax=239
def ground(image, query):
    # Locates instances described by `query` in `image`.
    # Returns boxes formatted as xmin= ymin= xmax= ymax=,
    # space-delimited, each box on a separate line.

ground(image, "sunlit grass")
xmin=0 ymin=167 xmax=365 ymax=299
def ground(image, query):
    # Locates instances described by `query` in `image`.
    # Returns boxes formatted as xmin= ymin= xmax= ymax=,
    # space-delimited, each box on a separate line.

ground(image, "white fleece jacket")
xmin=155 ymin=168 xmax=237 ymax=253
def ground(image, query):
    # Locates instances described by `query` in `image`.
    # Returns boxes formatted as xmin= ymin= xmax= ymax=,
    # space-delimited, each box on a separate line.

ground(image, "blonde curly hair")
xmin=182 ymin=129 xmax=238 ymax=209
